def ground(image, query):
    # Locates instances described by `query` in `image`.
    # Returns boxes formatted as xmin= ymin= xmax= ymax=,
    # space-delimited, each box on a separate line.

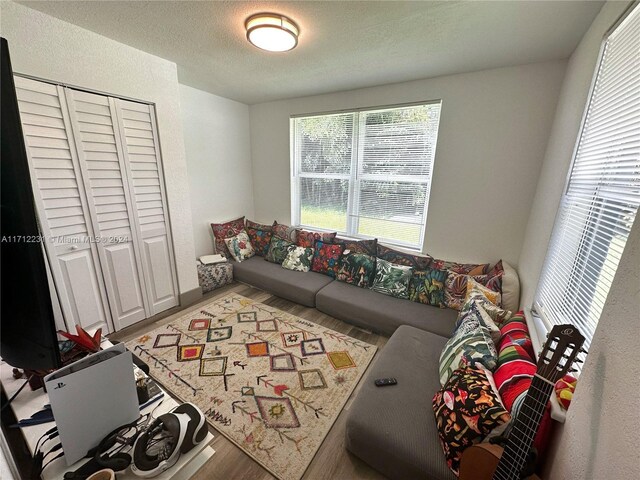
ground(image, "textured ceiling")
xmin=16 ymin=1 xmax=603 ymax=104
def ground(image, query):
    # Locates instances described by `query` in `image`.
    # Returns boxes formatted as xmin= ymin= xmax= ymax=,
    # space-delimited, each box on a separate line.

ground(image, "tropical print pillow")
xmin=265 ymin=236 xmax=294 ymax=264
xmin=433 ymin=367 xmax=511 ymax=475
xmin=336 ymin=253 xmax=376 ymax=288
xmin=431 ymin=258 xmax=491 ymax=276
xmin=210 ymin=216 xmax=245 ymax=259
xmin=454 ymin=300 xmax=501 ymax=344
xmin=246 ymin=219 xmax=273 ymax=231
xmin=439 ymin=303 xmax=498 ymax=385
xmin=376 ymin=243 xmax=432 ymax=270
xmin=311 ymin=241 xmax=344 ymax=278
xmin=224 ymin=230 xmax=255 ymax=262
xmin=272 ymin=222 xmax=297 ymax=243
xmin=445 ymin=272 xmax=503 ymax=310
xmin=460 ymin=293 xmax=512 ymax=330
xmin=409 ymin=267 xmax=448 ymax=307
xmin=282 ymin=246 xmax=314 ymax=272
xmin=464 ymin=277 xmax=502 ymax=306
xmin=246 ymin=227 xmax=272 ymax=257
xmin=334 ymin=238 xmax=378 ymax=256
xmin=296 ymin=229 xmax=337 ymax=248
xmin=370 ymin=258 xmax=413 ymax=299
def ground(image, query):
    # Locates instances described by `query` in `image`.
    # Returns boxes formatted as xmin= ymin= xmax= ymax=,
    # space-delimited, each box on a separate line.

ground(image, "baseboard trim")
xmin=179 ymin=286 xmax=203 ymax=307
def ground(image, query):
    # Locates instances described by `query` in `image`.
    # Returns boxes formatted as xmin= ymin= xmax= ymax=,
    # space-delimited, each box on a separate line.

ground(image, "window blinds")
xmin=534 ymin=4 xmax=640 ymax=359
xmin=292 ymin=103 xmax=441 ymax=248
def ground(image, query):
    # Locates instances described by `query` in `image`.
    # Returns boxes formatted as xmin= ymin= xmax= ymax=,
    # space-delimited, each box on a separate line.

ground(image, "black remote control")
xmin=374 ymin=377 xmax=397 ymax=387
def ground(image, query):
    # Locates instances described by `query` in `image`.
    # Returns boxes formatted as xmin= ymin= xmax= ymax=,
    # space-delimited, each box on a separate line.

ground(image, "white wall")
xmin=249 ymin=61 xmax=566 ymax=267
xmin=0 ymin=1 xmax=199 ymax=295
xmin=515 ymin=2 xmax=640 ymax=478
xmin=179 ymin=84 xmax=254 ymax=258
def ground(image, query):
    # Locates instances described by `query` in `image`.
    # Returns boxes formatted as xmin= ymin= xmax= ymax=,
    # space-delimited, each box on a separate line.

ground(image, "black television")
xmin=0 ymin=37 xmax=62 ymax=371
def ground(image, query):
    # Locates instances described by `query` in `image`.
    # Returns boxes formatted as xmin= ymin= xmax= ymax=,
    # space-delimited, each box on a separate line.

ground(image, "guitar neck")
xmin=493 ymin=374 xmax=555 ymax=480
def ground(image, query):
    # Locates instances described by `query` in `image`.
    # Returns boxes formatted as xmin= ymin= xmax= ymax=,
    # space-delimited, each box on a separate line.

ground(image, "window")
xmin=534 ymin=4 xmax=640 ymax=364
xmin=290 ymin=102 xmax=441 ymax=249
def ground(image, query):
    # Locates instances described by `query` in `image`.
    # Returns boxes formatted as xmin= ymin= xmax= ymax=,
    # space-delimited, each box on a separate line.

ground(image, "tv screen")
xmin=0 ymin=37 xmax=61 ymax=371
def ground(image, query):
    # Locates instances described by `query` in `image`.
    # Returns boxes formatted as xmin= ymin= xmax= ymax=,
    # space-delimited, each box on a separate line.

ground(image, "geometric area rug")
xmin=125 ymin=293 xmax=377 ymax=480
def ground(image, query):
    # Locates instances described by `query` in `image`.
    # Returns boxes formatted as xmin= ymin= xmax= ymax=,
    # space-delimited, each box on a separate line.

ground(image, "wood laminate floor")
xmin=110 ymin=282 xmax=389 ymax=480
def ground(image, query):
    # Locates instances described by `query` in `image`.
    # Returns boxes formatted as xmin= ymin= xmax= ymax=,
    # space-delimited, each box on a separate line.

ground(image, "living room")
xmin=0 ymin=1 xmax=638 ymax=480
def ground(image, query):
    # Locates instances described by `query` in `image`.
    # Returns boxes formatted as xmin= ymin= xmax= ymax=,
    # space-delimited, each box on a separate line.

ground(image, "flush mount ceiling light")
xmin=245 ymin=13 xmax=299 ymax=52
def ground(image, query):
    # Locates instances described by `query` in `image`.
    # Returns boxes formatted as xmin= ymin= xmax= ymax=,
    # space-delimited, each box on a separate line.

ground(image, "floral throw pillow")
xmin=311 ymin=241 xmax=344 ymax=278
xmin=272 ymin=222 xmax=297 ymax=243
xmin=282 ymin=246 xmax=314 ymax=272
xmin=408 ymin=267 xmax=448 ymax=308
xmin=246 ymin=219 xmax=273 ymax=231
xmin=370 ymin=258 xmax=413 ymax=299
xmin=224 ymin=230 xmax=255 ymax=262
xmin=336 ymin=253 xmax=376 ymax=288
xmin=431 ymin=258 xmax=491 ymax=276
xmin=334 ymin=238 xmax=378 ymax=256
xmin=265 ymin=236 xmax=294 ymax=264
xmin=464 ymin=277 xmax=502 ymax=307
xmin=296 ymin=229 xmax=337 ymax=248
xmin=439 ymin=302 xmax=498 ymax=385
xmin=445 ymin=272 xmax=503 ymax=310
xmin=210 ymin=216 xmax=245 ymax=259
xmin=246 ymin=227 xmax=272 ymax=257
xmin=376 ymin=243 xmax=432 ymax=270
xmin=433 ymin=367 xmax=511 ymax=475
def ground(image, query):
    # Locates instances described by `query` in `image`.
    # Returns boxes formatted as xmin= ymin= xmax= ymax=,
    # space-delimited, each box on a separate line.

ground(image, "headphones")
xmin=130 ymin=403 xmax=207 ymax=478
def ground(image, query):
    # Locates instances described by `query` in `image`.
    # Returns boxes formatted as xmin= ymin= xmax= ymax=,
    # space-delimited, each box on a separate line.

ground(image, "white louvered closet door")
xmin=114 ymin=99 xmax=179 ymax=315
xmin=65 ymin=88 xmax=150 ymax=329
xmin=14 ymin=77 xmax=113 ymax=333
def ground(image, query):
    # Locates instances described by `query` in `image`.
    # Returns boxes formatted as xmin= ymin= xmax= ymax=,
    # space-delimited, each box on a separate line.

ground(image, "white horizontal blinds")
xmin=295 ymin=113 xmax=354 ymax=232
xmin=118 ymin=100 xmax=167 ymax=235
xmin=357 ymin=104 xmax=440 ymax=246
xmin=14 ymin=77 xmax=89 ymax=240
xmin=535 ymin=5 xmax=640 ymax=359
xmin=292 ymin=103 xmax=441 ymax=248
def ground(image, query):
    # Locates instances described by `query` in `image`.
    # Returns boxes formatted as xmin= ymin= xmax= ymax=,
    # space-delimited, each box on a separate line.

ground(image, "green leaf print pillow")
xmin=370 ymin=258 xmax=413 ymax=299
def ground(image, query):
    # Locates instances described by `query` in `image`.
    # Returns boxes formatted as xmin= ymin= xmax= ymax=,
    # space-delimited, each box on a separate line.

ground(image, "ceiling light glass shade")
xmin=245 ymin=13 xmax=299 ymax=52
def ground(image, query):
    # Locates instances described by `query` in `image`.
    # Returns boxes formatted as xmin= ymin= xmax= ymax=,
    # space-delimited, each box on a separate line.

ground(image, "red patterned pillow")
xmin=246 ymin=219 xmax=273 ymax=231
xmin=376 ymin=243 xmax=432 ymax=269
xmin=493 ymin=312 xmax=552 ymax=455
xmin=431 ymin=258 xmax=490 ymax=275
xmin=272 ymin=222 xmax=297 ymax=243
xmin=445 ymin=272 xmax=503 ymax=310
xmin=211 ymin=216 xmax=245 ymax=259
xmin=296 ymin=229 xmax=337 ymax=248
xmin=246 ymin=227 xmax=272 ymax=257
xmin=488 ymin=259 xmax=504 ymax=277
xmin=311 ymin=241 xmax=344 ymax=278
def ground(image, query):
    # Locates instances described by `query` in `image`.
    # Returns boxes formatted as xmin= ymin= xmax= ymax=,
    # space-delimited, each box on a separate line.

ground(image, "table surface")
xmin=0 ymin=357 xmax=214 ymax=480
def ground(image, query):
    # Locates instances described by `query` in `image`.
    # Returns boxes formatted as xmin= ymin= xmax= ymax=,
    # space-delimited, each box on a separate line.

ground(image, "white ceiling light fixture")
xmin=245 ymin=13 xmax=299 ymax=52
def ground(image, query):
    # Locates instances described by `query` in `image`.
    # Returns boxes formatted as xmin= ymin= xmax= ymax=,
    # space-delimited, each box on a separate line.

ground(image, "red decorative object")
xmin=58 ymin=325 xmax=102 ymax=352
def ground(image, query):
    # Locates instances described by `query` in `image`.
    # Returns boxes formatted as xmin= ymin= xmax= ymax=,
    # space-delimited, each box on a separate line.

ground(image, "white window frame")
xmin=290 ymin=101 xmax=441 ymax=250
xmin=532 ymin=2 xmax=640 ymax=364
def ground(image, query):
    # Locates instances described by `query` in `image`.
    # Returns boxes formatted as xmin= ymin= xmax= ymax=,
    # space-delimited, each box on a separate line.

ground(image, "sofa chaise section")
xmin=232 ymin=256 xmax=333 ymax=307
xmin=345 ymin=325 xmax=456 ymax=480
xmin=315 ymin=281 xmax=458 ymax=337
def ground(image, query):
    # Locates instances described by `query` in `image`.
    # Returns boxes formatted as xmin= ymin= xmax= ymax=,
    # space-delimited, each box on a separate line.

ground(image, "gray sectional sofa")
xmin=232 ymin=254 xmax=520 ymax=480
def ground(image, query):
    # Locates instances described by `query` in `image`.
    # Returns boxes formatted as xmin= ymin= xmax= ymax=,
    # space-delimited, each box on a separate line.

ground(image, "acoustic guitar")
xmin=459 ymin=324 xmax=585 ymax=480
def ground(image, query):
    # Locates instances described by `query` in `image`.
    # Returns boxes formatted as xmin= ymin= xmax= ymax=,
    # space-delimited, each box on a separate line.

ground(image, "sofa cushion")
xmin=336 ymin=252 xmax=376 ymax=288
xmin=500 ymin=260 xmax=520 ymax=313
xmin=210 ymin=216 xmax=245 ymax=259
xmin=224 ymin=231 xmax=255 ymax=262
xmin=232 ymin=256 xmax=333 ymax=307
xmin=345 ymin=325 xmax=455 ymax=480
xmin=311 ymin=240 xmax=344 ymax=278
xmin=281 ymin=246 xmax=314 ymax=272
xmin=316 ymin=280 xmax=457 ymax=337
xmin=376 ymin=243 xmax=432 ymax=269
